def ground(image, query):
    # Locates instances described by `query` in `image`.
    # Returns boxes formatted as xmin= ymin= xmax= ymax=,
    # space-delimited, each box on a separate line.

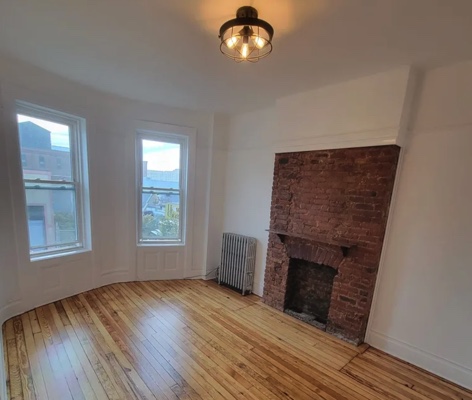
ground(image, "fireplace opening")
xmin=284 ymin=258 xmax=337 ymax=330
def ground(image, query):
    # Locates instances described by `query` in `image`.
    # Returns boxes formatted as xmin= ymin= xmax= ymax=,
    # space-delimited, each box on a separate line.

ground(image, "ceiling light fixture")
xmin=219 ymin=6 xmax=274 ymax=63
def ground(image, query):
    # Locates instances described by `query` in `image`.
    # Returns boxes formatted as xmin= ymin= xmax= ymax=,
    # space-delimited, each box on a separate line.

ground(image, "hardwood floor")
xmin=3 ymin=280 xmax=471 ymax=400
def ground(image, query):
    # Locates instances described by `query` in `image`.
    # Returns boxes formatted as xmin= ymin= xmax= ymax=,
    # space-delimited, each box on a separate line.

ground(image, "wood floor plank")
xmin=5 ymin=320 xmax=23 ymax=400
xmin=12 ymin=317 xmax=36 ymax=399
xmin=31 ymin=329 xmax=67 ymax=400
xmin=20 ymin=313 xmax=48 ymax=400
xmin=110 ymin=285 xmax=202 ymax=400
xmin=93 ymin=287 xmax=180 ymax=400
xmin=46 ymin=304 xmax=97 ymax=400
xmin=145 ymin=282 xmax=326 ymax=400
xmin=34 ymin=307 xmax=77 ymax=400
xmin=57 ymin=300 xmax=111 ymax=400
xmin=3 ymin=280 xmax=472 ymax=400
xmin=359 ymin=349 xmax=472 ymax=400
xmin=61 ymin=297 xmax=125 ymax=400
xmin=77 ymin=291 xmax=166 ymax=399
xmin=132 ymin=282 xmax=294 ymax=400
xmin=63 ymin=296 xmax=140 ymax=400
xmin=3 ymin=324 xmax=11 ymax=400
xmin=129 ymin=283 xmax=274 ymax=399
xmin=156 ymin=280 xmax=379 ymax=400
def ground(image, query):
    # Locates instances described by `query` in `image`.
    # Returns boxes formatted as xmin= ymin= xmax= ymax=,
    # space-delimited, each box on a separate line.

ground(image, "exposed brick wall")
xmin=263 ymin=145 xmax=400 ymax=344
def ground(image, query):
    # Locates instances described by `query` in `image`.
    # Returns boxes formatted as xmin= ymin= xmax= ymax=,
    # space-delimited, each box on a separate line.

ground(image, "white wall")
xmin=222 ymin=107 xmax=276 ymax=295
xmin=367 ymin=61 xmax=472 ymax=388
xmin=222 ymin=67 xmax=414 ymax=296
xmin=274 ymin=67 xmax=415 ymax=150
xmin=0 ymin=56 xmax=223 ymax=397
xmin=0 ymin=55 xmax=228 ymax=397
xmin=0 ymin=98 xmax=22 ymax=400
xmin=204 ymin=114 xmax=230 ymax=277
xmin=222 ymin=63 xmax=472 ymax=389
xmin=1 ymin=51 xmax=472 ymax=394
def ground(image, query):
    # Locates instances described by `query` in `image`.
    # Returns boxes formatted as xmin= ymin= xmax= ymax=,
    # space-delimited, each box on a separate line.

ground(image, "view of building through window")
xmin=140 ymin=138 xmax=182 ymax=242
xmin=17 ymin=112 xmax=82 ymax=255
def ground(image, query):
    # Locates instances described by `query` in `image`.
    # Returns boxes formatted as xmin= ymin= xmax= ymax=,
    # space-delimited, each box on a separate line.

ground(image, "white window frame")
xmin=136 ymin=128 xmax=189 ymax=246
xmin=16 ymin=101 xmax=90 ymax=260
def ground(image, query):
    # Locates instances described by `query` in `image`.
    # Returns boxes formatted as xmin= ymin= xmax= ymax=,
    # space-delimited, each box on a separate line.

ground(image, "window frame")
xmin=136 ymin=129 xmax=189 ymax=246
xmin=16 ymin=101 xmax=90 ymax=260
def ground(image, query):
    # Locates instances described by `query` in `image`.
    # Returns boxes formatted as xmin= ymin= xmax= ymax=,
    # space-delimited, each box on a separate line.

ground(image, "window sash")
xmin=24 ymin=185 xmax=83 ymax=253
xmin=24 ymin=179 xmax=77 ymax=189
xmin=141 ymin=187 xmax=180 ymax=194
xmin=139 ymin=188 xmax=182 ymax=242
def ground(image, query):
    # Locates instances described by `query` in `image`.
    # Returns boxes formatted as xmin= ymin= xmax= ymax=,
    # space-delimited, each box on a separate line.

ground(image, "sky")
xmin=17 ymin=114 xmax=70 ymax=148
xmin=17 ymin=115 xmax=181 ymax=172
xmin=142 ymin=139 xmax=180 ymax=171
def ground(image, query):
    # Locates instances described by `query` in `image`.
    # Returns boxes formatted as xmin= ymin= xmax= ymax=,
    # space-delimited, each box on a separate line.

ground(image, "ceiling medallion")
xmin=219 ymin=6 xmax=274 ymax=63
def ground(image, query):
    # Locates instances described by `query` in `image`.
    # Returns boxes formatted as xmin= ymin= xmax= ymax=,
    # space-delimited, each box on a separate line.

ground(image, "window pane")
xmin=141 ymin=191 xmax=180 ymax=240
xmin=142 ymin=139 xmax=180 ymax=188
xmin=25 ymin=188 xmax=79 ymax=253
xmin=17 ymin=114 xmax=73 ymax=181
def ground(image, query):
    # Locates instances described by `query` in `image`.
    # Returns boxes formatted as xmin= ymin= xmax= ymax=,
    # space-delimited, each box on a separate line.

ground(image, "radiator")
xmin=218 ymin=233 xmax=257 ymax=295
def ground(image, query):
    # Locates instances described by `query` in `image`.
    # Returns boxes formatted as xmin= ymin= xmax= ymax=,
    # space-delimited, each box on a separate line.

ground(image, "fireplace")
xmin=285 ymin=259 xmax=337 ymax=329
xmin=263 ymin=145 xmax=400 ymax=344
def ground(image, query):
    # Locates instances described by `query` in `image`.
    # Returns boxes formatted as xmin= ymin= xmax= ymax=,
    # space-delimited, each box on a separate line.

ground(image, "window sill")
xmin=137 ymin=242 xmax=185 ymax=247
xmin=30 ymin=248 xmax=91 ymax=263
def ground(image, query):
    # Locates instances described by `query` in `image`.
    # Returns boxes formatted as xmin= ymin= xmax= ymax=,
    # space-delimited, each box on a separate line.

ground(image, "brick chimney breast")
xmin=263 ymin=145 xmax=400 ymax=344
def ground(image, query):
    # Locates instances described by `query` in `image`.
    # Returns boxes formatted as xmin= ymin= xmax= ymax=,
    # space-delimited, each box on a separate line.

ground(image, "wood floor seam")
xmin=339 ymin=352 xmax=361 ymax=372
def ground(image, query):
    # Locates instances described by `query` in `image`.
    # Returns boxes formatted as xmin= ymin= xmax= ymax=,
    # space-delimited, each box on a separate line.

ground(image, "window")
xmin=21 ymin=153 xmax=27 ymax=167
xmin=56 ymin=157 xmax=62 ymax=169
xmin=27 ymin=206 xmax=46 ymax=248
xmin=16 ymin=102 xmax=90 ymax=258
xmin=137 ymin=131 xmax=188 ymax=244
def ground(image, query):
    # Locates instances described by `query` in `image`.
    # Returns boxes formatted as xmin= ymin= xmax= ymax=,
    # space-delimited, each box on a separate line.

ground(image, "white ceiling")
xmin=1 ymin=0 xmax=472 ymax=113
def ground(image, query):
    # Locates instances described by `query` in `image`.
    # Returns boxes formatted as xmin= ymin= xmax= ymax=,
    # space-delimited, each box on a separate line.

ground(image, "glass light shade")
xmin=219 ymin=6 xmax=274 ymax=63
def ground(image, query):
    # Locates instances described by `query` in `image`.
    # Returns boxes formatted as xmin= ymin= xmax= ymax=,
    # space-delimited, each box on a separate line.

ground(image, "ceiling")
xmin=1 ymin=0 xmax=472 ymax=114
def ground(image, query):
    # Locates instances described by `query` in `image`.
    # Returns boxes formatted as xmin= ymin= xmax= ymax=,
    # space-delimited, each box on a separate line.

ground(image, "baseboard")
xmin=368 ymin=330 xmax=472 ymax=390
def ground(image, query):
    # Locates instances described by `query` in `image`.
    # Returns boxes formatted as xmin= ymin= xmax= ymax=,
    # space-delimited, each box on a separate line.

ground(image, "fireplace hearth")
xmin=263 ymin=145 xmax=400 ymax=344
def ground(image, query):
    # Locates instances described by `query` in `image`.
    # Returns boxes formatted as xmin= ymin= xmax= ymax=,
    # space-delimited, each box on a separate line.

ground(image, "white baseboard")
xmin=368 ymin=330 xmax=472 ymax=390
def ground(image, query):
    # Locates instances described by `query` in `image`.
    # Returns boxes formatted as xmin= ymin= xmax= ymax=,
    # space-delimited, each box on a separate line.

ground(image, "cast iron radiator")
xmin=218 ymin=233 xmax=256 ymax=295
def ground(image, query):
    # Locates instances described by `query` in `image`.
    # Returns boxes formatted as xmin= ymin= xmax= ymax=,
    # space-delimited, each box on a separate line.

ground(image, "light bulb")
xmin=226 ymin=36 xmax=239 ymax=49
xmin=253 ymin=36 xmax=266 ymax=49
xmin=241 ymin=43 xmax=249 ymax=58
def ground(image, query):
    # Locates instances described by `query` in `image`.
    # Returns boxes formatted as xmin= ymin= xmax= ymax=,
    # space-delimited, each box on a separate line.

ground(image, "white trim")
xmin=134 ymin=120 xmax=197 ymax=280
xmin=368 ymin=330 xmax=472 ymax=390
xmin=30 ymin=248 xmax=91 ymax=263
xmin=273 ymin=127 xmax=399 ymax=154
xmin=135 ymin=125 xmax=190 ymax=245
